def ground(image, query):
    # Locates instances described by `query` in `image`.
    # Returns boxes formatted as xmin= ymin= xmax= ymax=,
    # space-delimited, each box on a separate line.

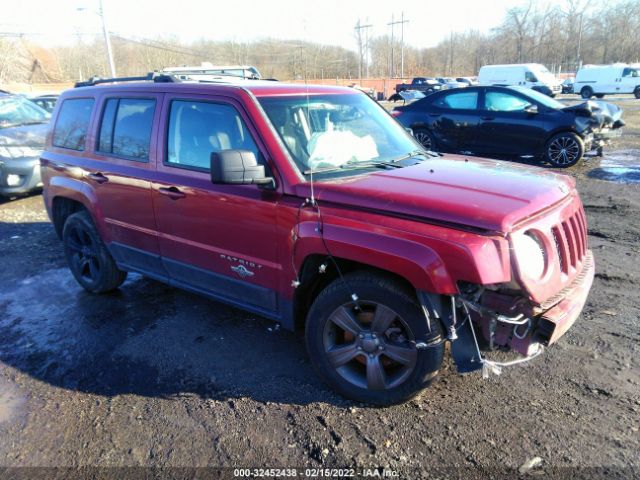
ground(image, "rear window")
xmin=98 ymin=98 xmax=156 ymax=161
xmin=433 ymin=91 xmax=478 ymax=109
xmin=52 ymin=98 xmax=94 ymax=151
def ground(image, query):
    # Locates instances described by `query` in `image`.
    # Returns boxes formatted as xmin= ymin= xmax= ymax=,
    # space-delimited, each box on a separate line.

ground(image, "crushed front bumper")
xmin=449 ymin=251 xmax=595 ymax=373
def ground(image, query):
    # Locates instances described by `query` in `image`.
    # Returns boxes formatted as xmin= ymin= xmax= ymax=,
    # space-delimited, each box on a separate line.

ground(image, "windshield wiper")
xmin=391 ymin=149 xmax=440 ymax=162
xmin=303 ymin=160 xmax=404 ymax=175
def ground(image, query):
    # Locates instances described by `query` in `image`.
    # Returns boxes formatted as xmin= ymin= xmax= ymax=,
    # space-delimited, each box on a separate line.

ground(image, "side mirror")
xmin=524 ymin=104 xmax=538 ymax=114
xmin=210 ymin=150 xmax=274 ymax=186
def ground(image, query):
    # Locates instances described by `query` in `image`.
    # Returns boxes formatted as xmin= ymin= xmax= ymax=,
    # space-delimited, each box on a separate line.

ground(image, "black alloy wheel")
xmin=413 ymin=128 xmax=435 ymax=151
xmin=63 ymin=211 xmax=127 ymax=293
xmin=545 ymin=132 xmax=584 ymax=168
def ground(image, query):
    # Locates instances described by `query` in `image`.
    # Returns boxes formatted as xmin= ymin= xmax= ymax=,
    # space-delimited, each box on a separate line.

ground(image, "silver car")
xmin=0 ymin=94 xmax=50 ymax=197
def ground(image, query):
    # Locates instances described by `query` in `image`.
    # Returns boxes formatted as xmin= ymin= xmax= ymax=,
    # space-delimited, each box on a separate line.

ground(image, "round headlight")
xmin=514 ymin=231 xmax=546 ymax=279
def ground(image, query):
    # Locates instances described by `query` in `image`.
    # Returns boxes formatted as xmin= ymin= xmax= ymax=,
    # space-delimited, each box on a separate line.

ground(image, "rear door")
xmin=475 ymin=88 xmax=547 ymax=156
xmin=426 ymin=89 xmax=481 ymax=152
xmin=151 ymin=94 xmax=281 ymax=315
xmin=83 ymin=92 xmax=165 ymax=277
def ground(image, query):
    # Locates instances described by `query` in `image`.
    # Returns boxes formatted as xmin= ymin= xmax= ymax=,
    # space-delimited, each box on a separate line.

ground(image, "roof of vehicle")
xmin=68 ymin=80 xmax=359 ymax=97
xmin=480 ymin=63 xmax=549 ymax=69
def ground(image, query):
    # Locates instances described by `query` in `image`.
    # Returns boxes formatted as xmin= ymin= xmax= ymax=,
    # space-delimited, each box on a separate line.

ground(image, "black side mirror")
xmin=210 ymin=150 xmax=274 ymax=186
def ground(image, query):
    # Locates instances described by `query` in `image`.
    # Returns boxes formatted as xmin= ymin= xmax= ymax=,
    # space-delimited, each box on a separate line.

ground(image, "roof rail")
xmin=74 ymin=72 xmax=179 ymax=88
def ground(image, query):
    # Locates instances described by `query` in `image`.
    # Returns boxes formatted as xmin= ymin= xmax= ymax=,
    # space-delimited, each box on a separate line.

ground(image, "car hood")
xmin=0 ymin=122 xmax=48 ymax=148
xmin=562 ymin=101 xmax=624 ymax=129
xmin=297 ymin=155 xmax=575 ymax=233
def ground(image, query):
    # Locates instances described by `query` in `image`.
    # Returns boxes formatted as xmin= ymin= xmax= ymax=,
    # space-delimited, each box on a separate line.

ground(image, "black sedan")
xmin=392 ymin=85 xmax=624 ymax=167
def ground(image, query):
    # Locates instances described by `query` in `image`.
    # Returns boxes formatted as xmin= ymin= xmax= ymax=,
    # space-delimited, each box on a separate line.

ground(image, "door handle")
xmin=481 ymin=116 xmax=495 ymax=121
xmin=158 ymin=186 xmax=186 ymax=200
xmin=87 ymin=172 xmax=109 ymax=184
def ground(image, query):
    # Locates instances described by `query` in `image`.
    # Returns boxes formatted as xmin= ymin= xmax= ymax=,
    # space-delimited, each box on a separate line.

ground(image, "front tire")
xmin=63 ymin=211 xmax=127 ymax=293
xmin=413 ymin=127 xmax=437 ymax=151
xmin=545 ymin=132 xmax=584 ymax=168
xmin=634 ymin=87 xmax=640 ymax=99
xmin=580 ymin=87 xmax=593 ymax=99
xmin=305 ymin=272 xmax=444 ymax=406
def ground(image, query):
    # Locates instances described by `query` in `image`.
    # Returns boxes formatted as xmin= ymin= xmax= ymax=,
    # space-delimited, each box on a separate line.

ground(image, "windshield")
xmin=0 ymin=96 xmax=50 ymax=129
xmin=258 ymin=93 xmax=422 ymax=177
xmin=508 ymin=86 xmax=566 ymax=109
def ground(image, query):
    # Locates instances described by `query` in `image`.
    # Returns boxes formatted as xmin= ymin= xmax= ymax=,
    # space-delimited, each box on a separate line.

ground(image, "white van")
xmin=573 ymin=64 xmax=640 ymax=99
xmin=478 ymin=64 xmax=562 ymax=96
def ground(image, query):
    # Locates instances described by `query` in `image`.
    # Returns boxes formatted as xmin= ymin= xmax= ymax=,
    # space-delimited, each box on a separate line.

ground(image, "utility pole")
xmin=99 ymin=0 xmax=116 ymax=77
xmin=78 ymin=0 xmax=116 ymax=77
xmin=388 ymin=13 xmax=409 ymax=79
xmin=354 ymin=19 xmax=372 ymax=80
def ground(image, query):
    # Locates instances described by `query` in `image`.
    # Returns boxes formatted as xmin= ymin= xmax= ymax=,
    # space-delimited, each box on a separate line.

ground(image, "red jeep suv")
xmin=41 ymin=76 xmax=594 ymax=405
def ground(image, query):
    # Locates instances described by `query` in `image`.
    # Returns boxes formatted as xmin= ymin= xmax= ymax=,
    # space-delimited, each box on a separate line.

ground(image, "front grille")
xmin=553 ymin=207 xmax=588 ymax=274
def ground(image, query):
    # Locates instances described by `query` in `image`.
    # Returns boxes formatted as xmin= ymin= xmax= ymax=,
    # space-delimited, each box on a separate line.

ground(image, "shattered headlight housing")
xmin=513 ymin=231 xmax=547 ymax=279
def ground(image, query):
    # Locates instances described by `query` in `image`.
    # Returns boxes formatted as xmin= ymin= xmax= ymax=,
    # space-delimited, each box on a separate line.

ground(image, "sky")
xmin=3 ymin=0 xmax=560 ymax=51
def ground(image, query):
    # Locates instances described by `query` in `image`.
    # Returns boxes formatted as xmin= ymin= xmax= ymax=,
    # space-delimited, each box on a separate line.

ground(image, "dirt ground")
xmin=0 ymin=96 xmax=639 ymax=479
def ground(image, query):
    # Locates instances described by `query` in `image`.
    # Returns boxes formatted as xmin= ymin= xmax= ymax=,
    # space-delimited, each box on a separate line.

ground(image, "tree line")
xmin=0 ymin=0 xmax=638 ymax=85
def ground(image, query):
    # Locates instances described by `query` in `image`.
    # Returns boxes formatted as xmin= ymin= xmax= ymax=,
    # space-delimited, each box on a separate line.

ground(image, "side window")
xmin=166 ymin=100 xmax=261 ymax=170
xmin=622 ymin=68 xmax=639 ymax=78
xmin=525 ymin=71 xmax=538 ymax=82
xmin=433 ymin=91 xmax=478 ymax=110
xmin=98 ymin=98 xmax=155 ymax=161
xmin=484 ymin=92 xmax=531 ymax=112
xmin=52 ymin=98 xmax=94 ymax=151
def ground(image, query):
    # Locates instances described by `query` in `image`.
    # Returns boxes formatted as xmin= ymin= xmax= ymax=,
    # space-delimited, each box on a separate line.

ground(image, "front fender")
xmin=293 ymin=220 xmax=457 ymax=295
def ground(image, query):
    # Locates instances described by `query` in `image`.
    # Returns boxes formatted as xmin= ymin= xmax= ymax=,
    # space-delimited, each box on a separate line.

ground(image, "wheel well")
xmin=52 ymin=197 xmax=86 ymax=238
xmin=545 ymin=129 xmax=581 ymax=145
xmin=292 ymin=254 xmax=415 ymax=332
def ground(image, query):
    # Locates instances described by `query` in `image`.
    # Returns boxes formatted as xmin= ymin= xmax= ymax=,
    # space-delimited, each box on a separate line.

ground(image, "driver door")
xmin=475 ymin=89 xmax=547 ymax=157
xmin=151 ymin=94 xmax=282 ymax=315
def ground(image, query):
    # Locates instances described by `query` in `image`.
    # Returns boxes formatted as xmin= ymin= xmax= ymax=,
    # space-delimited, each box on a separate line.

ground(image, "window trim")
xmin=163 ymin=97 xmax=264 ymax=174
xmin=52 ymin=97 xmax=95 ymax=152
xmin=95 ymin=96 xmax=157 ymax=163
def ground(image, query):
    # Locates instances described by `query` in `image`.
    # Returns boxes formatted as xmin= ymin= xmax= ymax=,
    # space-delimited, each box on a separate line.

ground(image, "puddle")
xmin=0 ymin=377 xmax=25 ymax=424
xmin=588 ymin=149 xmax=640 ymax=183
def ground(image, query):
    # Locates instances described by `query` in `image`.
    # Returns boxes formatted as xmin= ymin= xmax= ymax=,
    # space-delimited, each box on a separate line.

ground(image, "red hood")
xmin=296 ymin=155 xmax=575 ymax=233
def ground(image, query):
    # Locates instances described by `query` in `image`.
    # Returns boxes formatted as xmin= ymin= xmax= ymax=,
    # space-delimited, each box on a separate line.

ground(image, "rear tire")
xmin=412 ymin=127 xmax=437 ymax=151
xmin=595 ymin=94 xmax=605 ymax=99
xmin=580 ymin=87 xmax=593 ymax=99
xmin=545 ymin=132 xmax=584 ymax=168
xmin=634 ymin=87 xmax=640 ymax=99
xmin=62 ymin=211 xmax=127 ymax=293
xmin=305 ymin=272 xmax=444 ymax=406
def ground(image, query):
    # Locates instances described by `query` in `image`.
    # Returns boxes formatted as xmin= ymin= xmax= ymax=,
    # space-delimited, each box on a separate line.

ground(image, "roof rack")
xmin=74 ymin=72 xmax=179 ymax=88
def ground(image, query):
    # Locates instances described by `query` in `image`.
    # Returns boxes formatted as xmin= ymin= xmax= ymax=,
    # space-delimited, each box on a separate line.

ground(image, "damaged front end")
xmin=422 ymin=195 xmax=596 ymax=377
xmin=564 ymin=100 xmax=625 ymax=153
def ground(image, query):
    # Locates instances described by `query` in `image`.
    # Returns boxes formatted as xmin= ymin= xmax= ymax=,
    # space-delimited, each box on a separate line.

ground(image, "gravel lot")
xmin=0 ymin=96 xmax=639 ymax=479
